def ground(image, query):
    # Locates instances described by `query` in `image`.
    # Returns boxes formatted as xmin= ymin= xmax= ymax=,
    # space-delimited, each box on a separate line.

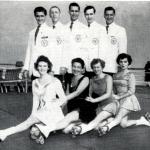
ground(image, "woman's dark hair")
xmin=71 ymin=58 xmax=85 ymax=69
xmin=34 ymin=55 xmax=52 ymax=73
xmin=116 ymin=53 xmax=132 ymax=65
xmin=90 ymin=58 xmax=105 ymax=69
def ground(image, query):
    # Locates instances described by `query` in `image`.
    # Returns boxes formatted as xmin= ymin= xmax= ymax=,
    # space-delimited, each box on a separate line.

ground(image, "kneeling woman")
xmin=99 ymin=53 xmax=150 ymax=135
xmin=71 ymin=58 xmax=119 ymax=135
xmin=0 ymin=55 xmax=66 ymax=142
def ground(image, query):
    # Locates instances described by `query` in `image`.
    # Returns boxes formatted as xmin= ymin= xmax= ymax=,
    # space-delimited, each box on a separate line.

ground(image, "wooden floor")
xmin=0 ymin=86 xmax=150 ymax=150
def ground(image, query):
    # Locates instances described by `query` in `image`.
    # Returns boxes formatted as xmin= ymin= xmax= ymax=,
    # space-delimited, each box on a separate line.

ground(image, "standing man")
xmin=102 ymin=6 xmax=127 ymax=75
xmin=20 ymin=6 xmax=53 ymax=80
xmin=63 ymin=2 xmax=87 ymax=72
xmin=84 ymin=5 xmax=106 ymax=72
xmin=49 ymin=6 xmax=66 ymax=75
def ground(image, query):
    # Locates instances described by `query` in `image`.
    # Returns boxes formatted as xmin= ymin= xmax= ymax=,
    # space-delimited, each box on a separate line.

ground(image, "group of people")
xmin=0 ymin=54 xmax=150 ymax=144
xmin=19 ymin=2 xmax=127 ymax=81
xmin=0 ymin=1 xmax=150 ymax=145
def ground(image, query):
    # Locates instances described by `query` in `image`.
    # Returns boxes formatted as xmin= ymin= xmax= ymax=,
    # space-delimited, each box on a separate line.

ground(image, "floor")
xmin=0 ymin=86 xmax=150 ymax=150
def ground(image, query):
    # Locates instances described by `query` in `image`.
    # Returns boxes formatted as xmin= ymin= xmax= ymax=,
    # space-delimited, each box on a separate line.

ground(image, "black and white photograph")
xmin=0 ymin=0 xmax=150 ymax=150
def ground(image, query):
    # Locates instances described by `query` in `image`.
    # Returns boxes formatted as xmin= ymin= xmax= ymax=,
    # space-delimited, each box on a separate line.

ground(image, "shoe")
xmin=97 ymin=125 xmax=110 ymax=137
xmin=71 ymin=125 xmax=82 ymax=138
xmin=30 ymin=126 xmax=40 ymax=140
xmin=0 ymin=132 xmax=7 ymax=142
xmin=144 ymin=112 xmax=150 ymax=122
xmin=35 ymin=133 xmax=45 ymax=145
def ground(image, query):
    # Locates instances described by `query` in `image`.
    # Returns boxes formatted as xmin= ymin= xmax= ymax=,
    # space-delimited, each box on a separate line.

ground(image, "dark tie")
xmin=106 ymin=25 xmax=109 ymax=34
xmin=70 ymin=22 xmax=74 ymax=31
xmin=88 ymin=23 xmax=90 ymax=28
xmin=53 ymin=25 xmax=55 ymax=29
xmin=35 ymin=25 xmax=40 ymax=44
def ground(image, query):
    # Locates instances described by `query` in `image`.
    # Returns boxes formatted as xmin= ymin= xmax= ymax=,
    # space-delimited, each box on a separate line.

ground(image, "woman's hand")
xmin=112 ymin=94 xmax=120 ymax=100
xmin=85 ymin=97 xmax=95 ymax=103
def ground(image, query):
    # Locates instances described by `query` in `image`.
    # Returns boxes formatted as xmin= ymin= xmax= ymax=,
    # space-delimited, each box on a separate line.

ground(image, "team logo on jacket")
xmin=41 ymin=39 xmax=48 ymax=47
xmin=92 ymin=38 xmax=99 ymax=45
xmin=75 ymin=34 xmax=81 ymax=43
xmin=56 ymin=36 xmax=62 ymax=45
xmin=111 ymin=36 xmax=117 ymax=45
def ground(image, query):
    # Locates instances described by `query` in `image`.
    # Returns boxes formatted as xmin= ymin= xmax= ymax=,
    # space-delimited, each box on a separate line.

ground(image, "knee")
xmin=120 ymin=120 xmax=128 ymax=128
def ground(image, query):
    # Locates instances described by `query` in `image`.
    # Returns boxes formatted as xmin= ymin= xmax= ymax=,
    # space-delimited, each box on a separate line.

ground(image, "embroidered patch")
xmin=111 ymin=36 xmax=117 ymax=45
xmin=75 ymin=34 xmax=81 ymax=43
xmin=92 ymin=38 xmax=99 ymax=45
xmin=41 ymin=39 xmax=48 ymax=47
xmin=56 ymin=36 xmax=62 ymax=45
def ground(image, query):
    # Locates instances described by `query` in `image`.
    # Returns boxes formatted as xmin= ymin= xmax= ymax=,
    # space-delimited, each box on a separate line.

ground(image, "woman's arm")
xmin=66 ymin=77 xmax=89 ymax=101
xmin=55 ymin=79 xmax=67 ymax=106
xmin=117 ymin=73 xmax=136 ymax=100
xmin=86 ymin=75 xmax=113 ymax=103
xmin=31 ymin=81 xmax=40 ymax=115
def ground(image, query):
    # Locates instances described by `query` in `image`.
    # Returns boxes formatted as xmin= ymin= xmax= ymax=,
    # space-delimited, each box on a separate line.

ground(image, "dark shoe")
xmin=97 ymin=125 xmax=110 ymax=137
xmin=71 ymin=125 xmax=82 ymax=138
xmin=144 ymin=112 xmax=150 ymax=122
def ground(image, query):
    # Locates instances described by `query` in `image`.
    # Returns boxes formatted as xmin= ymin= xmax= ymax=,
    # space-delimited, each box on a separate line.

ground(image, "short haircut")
xmin=49 ymin=6 xmax=61 ymax=13
xmin=84 ymin=5 xmax=96 ymax=14
xmin=69 ymin=2 xmax=80 ymax=11
xmin=71 ymin=58 xmax=85 ymax=69
xmin=34 ymin=6 xmax=47 ymax=16
xmin=91 ymin=58 xmax=105 ymax=69
xmin=34 ymin=55 xmax=52 ymax=73
xmin=104 ymin=6 xmax=115 ymax=15
xmin=116 ymin=53 xmax=132 ymax=65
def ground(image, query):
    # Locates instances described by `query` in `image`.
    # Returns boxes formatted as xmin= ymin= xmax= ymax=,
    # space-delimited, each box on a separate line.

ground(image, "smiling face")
xmin=35 ymin=11 xmax=46 ymax=25
xmin=72 ymin=62 xmax=83 ymax=76
xmin=37 ymin=61 xmax=49 ymax=75
xmin=84 ymin=8 xmax=95 ymax=25
xmin=119 ymin=58 xmax=129 ymax=70
xmin=92 ymin=62 xmax=103 ymax=75
xmin=104 ymin=10 xmax=115 ymax=25
xmin=69 ymin=6 xmax=80 ymax=22
xmin=49 ymin=7 xmax=60 ymax=24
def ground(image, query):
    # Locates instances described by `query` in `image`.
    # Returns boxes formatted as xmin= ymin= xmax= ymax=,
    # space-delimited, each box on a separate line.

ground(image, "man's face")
xmin=69 ymin=6 xmax=80 ymax=21
xmin=104 ymin=10 xmax=115 ymax=25
xmin=49 ymin=7 xmax=60 ymax=23
xmin=84 ymin=8 xmax=95 ymax=25
xmin=35 ymin=11 xmax=46 ymax=25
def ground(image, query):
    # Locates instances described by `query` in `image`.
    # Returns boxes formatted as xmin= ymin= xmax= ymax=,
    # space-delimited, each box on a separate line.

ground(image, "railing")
xmin=0 ymin=65 xmax=30 ymax=93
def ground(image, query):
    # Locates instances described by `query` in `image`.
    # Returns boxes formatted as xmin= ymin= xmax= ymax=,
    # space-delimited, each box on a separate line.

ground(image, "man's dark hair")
xmin=84 ymin=5 xmax=96 ymax=14
xmin=69 ymin=2 xmax=80 ymax=11
xmin=34 ymin=6 xmax=47 ymax=16
xmin=104 ymin=6 xmax=115 ymax=15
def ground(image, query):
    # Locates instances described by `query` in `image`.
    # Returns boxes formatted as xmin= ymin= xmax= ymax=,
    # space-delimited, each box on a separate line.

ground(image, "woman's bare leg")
xmin=55 ymin=111 xmax=79 ymax=131
xmin=120 ymin=115 xmax=150 ymax=128
xmin=79 ymin=111 xmax=112 ymax=134
xmin=0 ymin=115 xmax=39 ymax=141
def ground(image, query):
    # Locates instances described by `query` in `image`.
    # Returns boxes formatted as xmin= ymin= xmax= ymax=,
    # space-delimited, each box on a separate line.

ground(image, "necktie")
xmin=35 ymin=25 xmax=40 ymax=45
xmin=70 ymin=21 xmax=74 ymax=31
xmin=88 ymin=23 xmax=90 ymax=28
xmin=106 ymin=25 xmax=109 ymax=34
xmin=53 ymin=25 xmax=55 ymax=29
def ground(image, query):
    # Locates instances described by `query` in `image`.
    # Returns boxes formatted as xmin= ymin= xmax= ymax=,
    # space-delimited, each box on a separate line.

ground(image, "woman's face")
xmin=119 ymin=58 xmax=129 ymax=70
xmin=72 ymin=62 xmax=83 ymax=76
xmin=37 ymin=61 xmax=49 ymax=75
xmin=92 ymin=62 xmax=103 ymax=75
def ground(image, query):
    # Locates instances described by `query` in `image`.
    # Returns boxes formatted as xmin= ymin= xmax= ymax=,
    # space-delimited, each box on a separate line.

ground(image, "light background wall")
xmin=0 ymin=1 xmax=150 ymax=68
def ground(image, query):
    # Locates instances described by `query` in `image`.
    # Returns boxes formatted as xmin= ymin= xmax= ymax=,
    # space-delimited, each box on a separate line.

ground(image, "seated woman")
xmin=0 ymin=55 xmax=66 ymax=143
xmin=30 ymin=58 xmax=90 ymax=142
xmin=70 ymin=58 xmax=119 ymax=136
xmin=99 ymin=53 xmax=150 ymax=135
